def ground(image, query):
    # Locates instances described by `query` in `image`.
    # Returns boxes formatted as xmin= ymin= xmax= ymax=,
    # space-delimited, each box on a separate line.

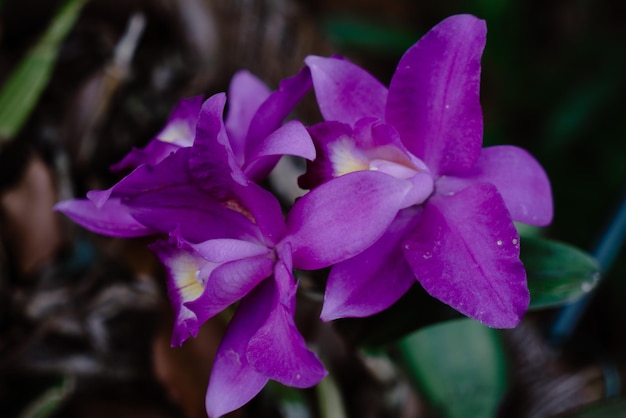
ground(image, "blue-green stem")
xmin=549 ymin=187 xmax=626 ymax=396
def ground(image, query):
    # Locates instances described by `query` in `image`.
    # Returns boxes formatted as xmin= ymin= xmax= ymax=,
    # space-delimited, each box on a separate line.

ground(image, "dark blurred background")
xmin=0 ymin=0 xmax=625 ymax=417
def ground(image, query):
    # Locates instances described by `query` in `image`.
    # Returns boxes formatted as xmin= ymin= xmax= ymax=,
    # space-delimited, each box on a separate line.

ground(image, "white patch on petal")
xmin=158 ymin=119 xmax=193 ymax=146
xmin=169 ymin=253 xmax=205 ymax=302
xmin=329 ymin=137 xmax=369 ymax=177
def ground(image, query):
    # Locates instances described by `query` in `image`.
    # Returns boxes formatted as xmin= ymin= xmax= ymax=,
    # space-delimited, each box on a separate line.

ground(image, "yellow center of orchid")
xmin=169 ymin=252 xmax=205 ymax=302
xmin=329 ymin=136 xmax=422 ymax=179
xmin=158 ymin=119 xmax=193 ymax=145
xmin=329 ymin=138 xmax=369 ymax=176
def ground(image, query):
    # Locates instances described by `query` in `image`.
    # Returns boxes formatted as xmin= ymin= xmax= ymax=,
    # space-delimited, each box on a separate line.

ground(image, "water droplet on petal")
xmin=422 ymin=252 xmax=432 ymax=259
xmin=512 ymin=238 xmax=518 ymax=245
xmin=496 ymin=240 xmax=503 ymax=246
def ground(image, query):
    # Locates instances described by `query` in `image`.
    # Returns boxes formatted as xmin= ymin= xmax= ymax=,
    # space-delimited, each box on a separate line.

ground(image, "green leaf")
xmin=397 ymin=318 xmax=508 ymax=418
xmin=556 ymin=398 xmax=626 ymax=417
xmin=0 ymin=0 xmax=87 ymax=142
xmin=19 ymin=376 xmax=74 ymax=418
xmin=521 ymin=236 xmax=601 ymax=309
xmin=317 ymin=374 xmax=347 ymax=418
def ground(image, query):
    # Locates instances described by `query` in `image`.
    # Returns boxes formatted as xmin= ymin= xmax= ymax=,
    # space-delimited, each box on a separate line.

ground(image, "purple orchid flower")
xmin=111 ymin=68 xmax=314 ymax=178
xmin=299 ymin=14 xmax=553 ymax=328
xmin=55 ymin=67 xmax=315 ymax=239
xmin=57 ymin=83 xmax=411 ymax=417
xmin=147 ymin=163 xmax=408 ymax=417
xmin=111 ymin=95 xmax=203 ymax=171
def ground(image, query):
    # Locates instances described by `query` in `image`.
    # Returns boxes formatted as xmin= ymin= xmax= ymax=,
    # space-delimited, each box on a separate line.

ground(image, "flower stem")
xmin=549 ymin=187 xmax=626 ymax=397
xmin=550 ymin=188 xmax=626 ymax=345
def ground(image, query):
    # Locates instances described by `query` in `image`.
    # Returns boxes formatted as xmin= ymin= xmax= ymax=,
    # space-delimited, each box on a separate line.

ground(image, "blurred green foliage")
xmin=522 ymin=236 xmax=601 ymax=309
xmin=398 ymin=318 xmax=508 ymax=418
xmin=0 ymin=0 xmax=87 ymax=142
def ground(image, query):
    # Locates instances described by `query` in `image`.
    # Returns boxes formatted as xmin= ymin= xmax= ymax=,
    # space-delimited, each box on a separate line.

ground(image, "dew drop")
xmin=296 ymin=373 xmax=301 ymax=380
xmin=422 ymin=252 xmax=432 ymax=259
xmin=496 ymin=240 xmax=503 ymax=246
xmin=512 ymin=238 xmax=518 ymax=245
xmin=581 ymin=282 xmax=593 ymax=293
xmin=445 ymin=104 xmax=450 ymax=109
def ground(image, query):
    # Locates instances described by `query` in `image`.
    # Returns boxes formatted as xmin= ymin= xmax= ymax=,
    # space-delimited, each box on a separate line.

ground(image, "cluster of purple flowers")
xmin=56 ymin=15 xmax=552 ymax=417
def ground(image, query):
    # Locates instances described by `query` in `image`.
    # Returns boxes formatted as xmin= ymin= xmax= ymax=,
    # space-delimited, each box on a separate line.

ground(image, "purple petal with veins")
xmin=225 ymin=70 xmax=271 ymax=163
xmin=247 ymin=250 xmax=326 ymax=387
xmin=321 ymin=207 xmax=422 ymax=321
xmin=306 ymin=55 xmax=387 ymax=125
xmin=386 ymin=14 xmax=485 ymax=176
xmin=287 ymin=171 xmax=412 ymax=270
xmin=403 ymin=183 xmax=528 ymax=328
xmin=54 ymin=197 xmax=153 ymax=238
xmin=437 ymin=145 xmax=553 ymax=226
xmin=243 ymin=120 xmax=315 ymax=182
xmin=205 ymin=281 xmax=273 ymax=418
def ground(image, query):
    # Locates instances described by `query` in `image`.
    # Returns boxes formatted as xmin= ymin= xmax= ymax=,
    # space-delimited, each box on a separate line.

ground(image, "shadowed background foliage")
xmin=0 ymin=0 xmax=625 ymax=417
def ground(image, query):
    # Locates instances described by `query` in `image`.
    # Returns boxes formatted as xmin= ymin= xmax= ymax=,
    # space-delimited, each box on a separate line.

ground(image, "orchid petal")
xmin=54 ymin=198 xmax=153 ymax=237
xmin=111 ymin=141 xmax=181 ymax=172
xmin=191 ymin=93 xmax=247 ymax=186
xmin=403 ymin=183 xmax=528 ymax=328
xmin=124 ymin=184 xmax=261 ymax=243
xmin=399 ymin=171 xmax=435 ymax=208
xmin=274 ymin=241 xmax=296 ymax=310
xmin=186 ymin=254 xmax=274 ymax=324
xmin=298 ymin=121 xmax=354 ymax=189
xmin=243 ymin=120 xmax=315 ymax=181
xmin=305 ymin=55 xmax=387 ymax=126
xmin=437 ymin=145 xmax=553 ymax=226
xmin=157 ymin=95 xmax=204 ymax=145
xmin=226 ymin=70 xmax=271 ymax=162
xmin=247 ymin=302 xmax=327 ymax=387
xmin=287 ymin=171 xmax=411 ymax=270
xmin=231 ymin=182 xmax=288 ymax=246
xmin=321 ymin=207 xmax=421 ymax=321
xmin=111 ymin=96 xmax=203 ymax=171
xmin=205 ymin=282 xmax=273 ymax=418
xmin=193 ymin=238 xmax=271 ymax=262
xmin=386 ymin=14 xmax=485 ymax=176
xmin=353 ymin=117 xmax=403 ymax=149
xmin=88 ymin=148 xmax=193 ymax=208
xmin=247 ymin=65 xmax=313 ymax=144
xmin=149 ymin=239 xmax=206 ymax=346
xmin=247 ymin=255 xmax=326 ymax=387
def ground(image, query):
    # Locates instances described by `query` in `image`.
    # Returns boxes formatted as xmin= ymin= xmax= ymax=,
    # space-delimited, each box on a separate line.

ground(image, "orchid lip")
xmin=369 ymin=158 xmax=420 ymax=179
xmin=328 ymin=138 xmax=435 ymax=208
xmin=367 ymin=152 xmax=434 ymax=208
